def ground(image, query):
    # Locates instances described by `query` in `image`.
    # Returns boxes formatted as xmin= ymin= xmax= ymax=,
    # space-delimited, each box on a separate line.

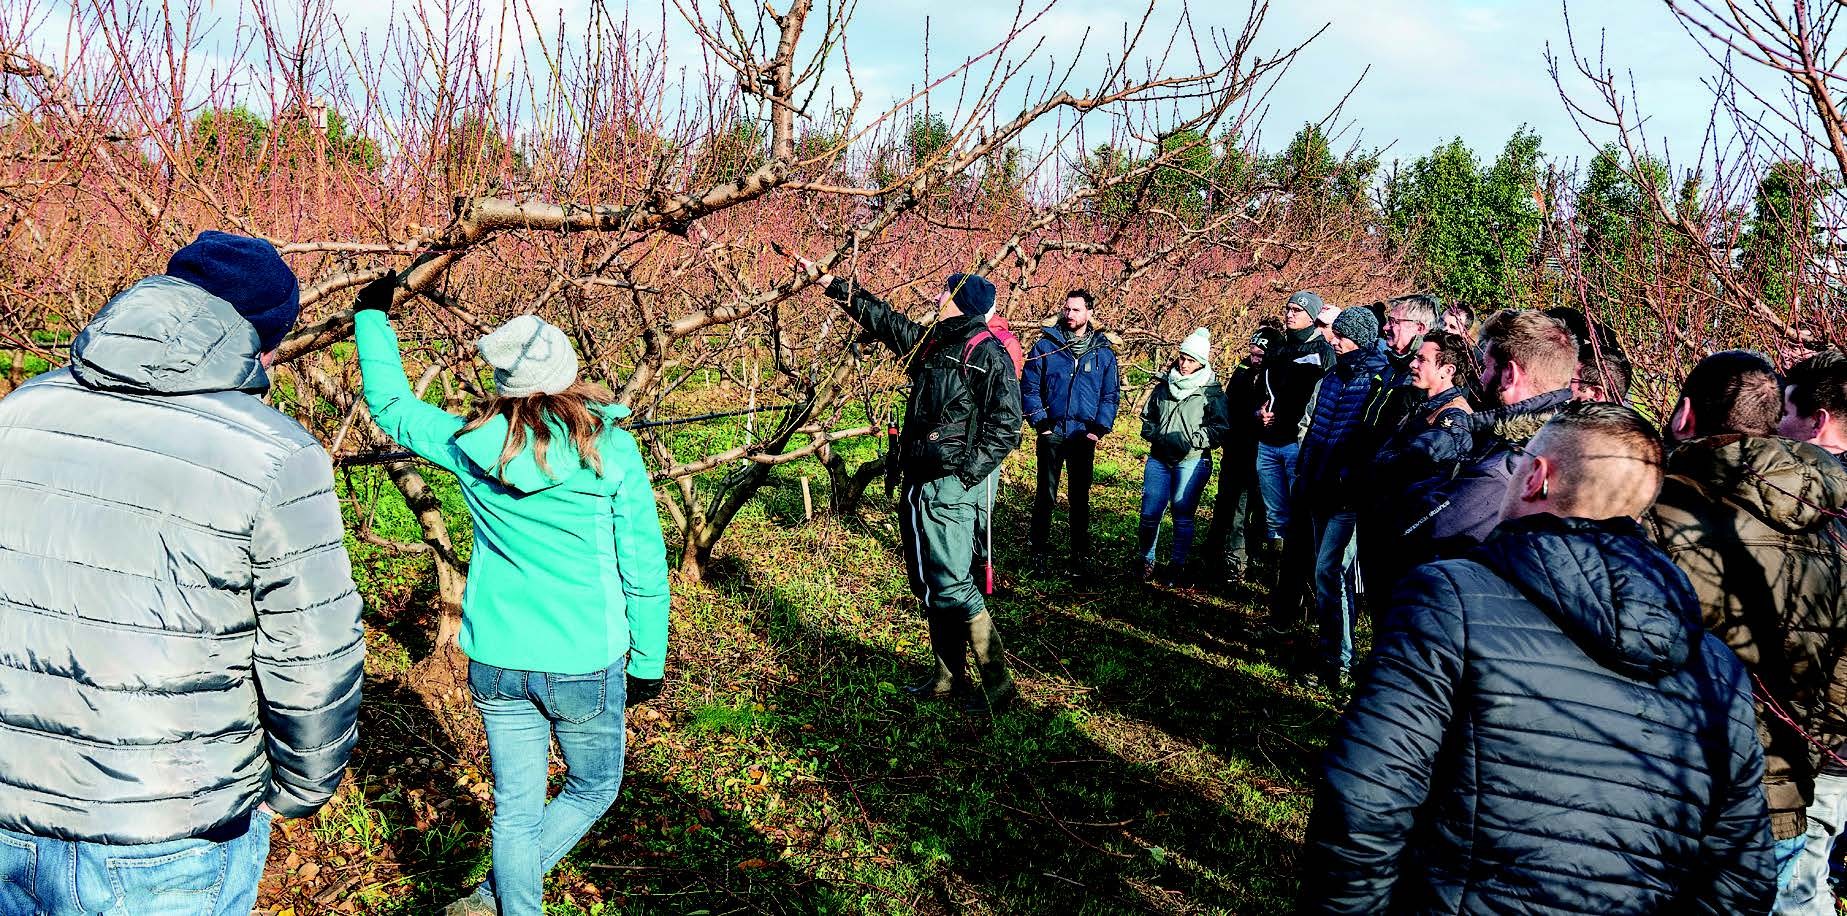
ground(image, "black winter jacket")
xmin=1304 ymin=514 xmax=1775 ymax=915
xmin=1258 ymin=326 xmax=1333 ymax=447
xmin=1399 ymin=388 xmax=1573 ymax=564
xmin=827 ymin=280 xmax=1022 ymax=488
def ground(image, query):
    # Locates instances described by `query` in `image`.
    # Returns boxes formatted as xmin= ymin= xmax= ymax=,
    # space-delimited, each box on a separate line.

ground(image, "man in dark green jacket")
xmin=1647 ymin=350 xmax=1847 ymax=905
xmin=809 ymin=263 xmax=1024 ymax=713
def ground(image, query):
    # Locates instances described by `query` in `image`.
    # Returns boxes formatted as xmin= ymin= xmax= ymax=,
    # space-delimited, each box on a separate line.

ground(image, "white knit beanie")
xmin=476 ymin=314 xmax=579 ymax=397
xmin=1179 ymin=327 xmax=1212 ymax=365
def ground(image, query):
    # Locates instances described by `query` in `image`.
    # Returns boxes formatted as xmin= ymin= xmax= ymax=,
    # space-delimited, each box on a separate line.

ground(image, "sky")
xmin=809 ymin=0 xmax=1775 ymax=170
xmin=13 ymin=0 xmax=1794 ymax=174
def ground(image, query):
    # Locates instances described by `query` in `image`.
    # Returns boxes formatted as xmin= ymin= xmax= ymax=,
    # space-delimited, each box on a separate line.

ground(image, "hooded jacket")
xmin=1021 ymin=323 xmax=1120 ymax=440
xmin=1295 ymin=340 xmax=1391 ymax=510
xmin=1139 ymin=368 xmax=1230 ymax=464
xmin=355 ymin=311 xmax=670 ymax=678
xmin=1647 ymin=435 xmax=1847 ymax=839
xmin=0 ymin=276 xmax=365 ymax=844
xmin=826 ymin=280 xmax=1022 ymax=488
xmin=1259 ymin=326 xmax=1335 ymax=447
xmin=1304 ymin=514 xmax=1774 ymax=915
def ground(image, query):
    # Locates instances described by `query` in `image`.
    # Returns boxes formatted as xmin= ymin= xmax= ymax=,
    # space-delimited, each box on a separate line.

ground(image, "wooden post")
xmin=800 ymin=476 xmax=813 ymax=522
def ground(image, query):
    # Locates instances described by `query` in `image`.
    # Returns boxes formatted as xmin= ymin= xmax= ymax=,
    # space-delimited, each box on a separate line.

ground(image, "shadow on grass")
xmin=706 ymin=559 xmax=1318 ymax=915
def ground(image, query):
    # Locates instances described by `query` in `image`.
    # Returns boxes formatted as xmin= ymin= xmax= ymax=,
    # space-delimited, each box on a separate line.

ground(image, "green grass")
xmin=264 ymin=418 xmax=1336 ymax=915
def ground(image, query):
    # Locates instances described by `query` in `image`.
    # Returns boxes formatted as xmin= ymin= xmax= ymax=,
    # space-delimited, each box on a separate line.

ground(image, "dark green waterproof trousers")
xmin=899 ymin=474 xmax=986 ymax=623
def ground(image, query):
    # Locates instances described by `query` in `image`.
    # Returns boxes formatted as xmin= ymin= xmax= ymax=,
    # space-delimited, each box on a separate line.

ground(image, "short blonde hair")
xmin=1529 ymin=401 xmax=1664 ymax=518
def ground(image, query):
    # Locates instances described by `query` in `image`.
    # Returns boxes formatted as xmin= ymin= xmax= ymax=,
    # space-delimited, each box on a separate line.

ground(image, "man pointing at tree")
xmin=799 ymin=256 xmax=1024 ymax=714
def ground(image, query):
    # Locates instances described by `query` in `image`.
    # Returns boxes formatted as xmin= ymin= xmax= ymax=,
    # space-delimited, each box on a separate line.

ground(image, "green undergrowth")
xmin=267 ymin=423 xmax=1339 ymax=915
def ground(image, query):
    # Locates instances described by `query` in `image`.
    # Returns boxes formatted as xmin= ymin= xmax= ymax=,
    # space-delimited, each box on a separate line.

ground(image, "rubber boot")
xmin=961 ymin=612 xmax=1017 ymax=714
xmin=905 ymin=613 xmax=970 ymax=700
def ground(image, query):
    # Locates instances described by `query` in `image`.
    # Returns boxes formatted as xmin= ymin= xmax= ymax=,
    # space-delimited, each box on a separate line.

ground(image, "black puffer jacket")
xmin=1304 ymin=514 xmax=1774 ymax=915
xmin=827 ymin=280 xmax=1022 ymax=488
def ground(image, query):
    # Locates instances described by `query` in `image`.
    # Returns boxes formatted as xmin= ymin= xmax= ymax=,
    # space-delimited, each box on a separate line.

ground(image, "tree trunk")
xmin=823 ymin=450 xmax=887 ymax=517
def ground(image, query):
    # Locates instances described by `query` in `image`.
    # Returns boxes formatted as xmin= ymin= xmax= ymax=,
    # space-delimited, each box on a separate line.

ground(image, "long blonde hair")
xmin=460 ymin=381 xmax=618 ymax=481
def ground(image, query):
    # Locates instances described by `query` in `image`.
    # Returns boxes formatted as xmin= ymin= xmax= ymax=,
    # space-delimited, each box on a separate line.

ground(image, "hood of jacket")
xmin=1470 ymin=387 xmax=1572 ymax=444
xmin=69 ymin=276 xmax=270 ymax=396
xmin=1476 ymin=513 xmax=1701 ymax=680
xmin=455 ymin=402 xmax=632 ymax=494
xmin=1664 ymin=434 xmax=1847 ymax=536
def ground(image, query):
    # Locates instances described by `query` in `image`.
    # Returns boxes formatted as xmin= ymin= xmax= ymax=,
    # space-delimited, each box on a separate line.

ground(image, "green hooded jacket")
xmin=355 ymin=311 xmax=670 ymax=677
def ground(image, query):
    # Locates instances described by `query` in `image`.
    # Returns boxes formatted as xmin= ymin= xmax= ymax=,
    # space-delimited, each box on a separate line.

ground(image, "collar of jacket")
xmin=1387 ymin=338 xmax=1422 ymax=370
xmin=1468 ymin=387 xmax=1572 ymax=440
xmin=70 ymin=275 xmax=269 ymax=396
xmin=1286 ymin=325 xmax=1320 ymax=346
xmin=1419 ymin=386 xmax=1468 ymax=413
xmin=1041 ymin=322 xmax=1111 ymax=351
xmin=1664 ymin=433 xmax=1847 ymax=534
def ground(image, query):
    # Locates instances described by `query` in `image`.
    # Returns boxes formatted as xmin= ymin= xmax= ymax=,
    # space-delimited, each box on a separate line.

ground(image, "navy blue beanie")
xmin=166 ymin=230 xmax=301 ymax=352
xmin=945 ymin=273 xmax=996 ymax=318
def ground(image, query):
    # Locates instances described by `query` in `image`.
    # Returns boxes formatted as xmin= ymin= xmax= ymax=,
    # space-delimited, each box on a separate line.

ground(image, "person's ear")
xmin=1818 ymin=407 xmax=1836 ymax=437
xmin=1669 ymin=398 xmax=1696 ymax=440
xmin=1501 ymin=358 xmax=1526 ymax=395
xmin=1521 ymin=454 xmax=1551 ymax=503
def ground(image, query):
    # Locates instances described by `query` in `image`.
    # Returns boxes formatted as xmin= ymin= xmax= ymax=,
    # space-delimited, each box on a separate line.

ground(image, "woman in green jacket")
xmin=1138 ymin=327 xmax=1231 ymax=585
xmin=350 ymin=275 xmax=669 ymax=916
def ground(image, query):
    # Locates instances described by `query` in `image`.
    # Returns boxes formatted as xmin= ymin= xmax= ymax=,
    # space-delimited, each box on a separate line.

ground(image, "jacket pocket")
xmin=0 ymin=832 xmax=37 ymax=915
xmin=544 ymin=670 xmax=610 ymax=725
xmin=106 ymin=843 xmax=228 ymax=915
xmin=911 ymin=427 xmax=968 ymax=477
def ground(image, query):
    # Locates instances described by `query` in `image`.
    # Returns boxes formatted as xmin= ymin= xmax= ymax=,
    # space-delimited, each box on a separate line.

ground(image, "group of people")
xmin=7 ymin=228 xmax=1847 ymax=915
xmin=813 ymin=252 xmax=1847 ymax=913
xmin=1285 ymin=306 xmax=1847 ymax=913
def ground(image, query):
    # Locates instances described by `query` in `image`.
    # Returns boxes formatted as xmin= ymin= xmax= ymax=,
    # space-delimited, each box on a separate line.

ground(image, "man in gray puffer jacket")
xmin=0 ymin=232 xmax=364 ymax=915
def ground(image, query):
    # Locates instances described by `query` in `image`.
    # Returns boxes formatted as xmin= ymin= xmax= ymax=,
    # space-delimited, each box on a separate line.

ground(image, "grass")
xmin=258 ymin=423 xmax=1338 ymax=915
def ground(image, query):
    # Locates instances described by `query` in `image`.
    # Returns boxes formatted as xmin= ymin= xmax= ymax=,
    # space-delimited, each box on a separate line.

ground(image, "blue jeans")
xmin=1139 ymin=455 xmax=1212 ymax=567
xmin=1312 ymin=509 xmax=1359 ymax=673
xmin=469 ymin=658 xmax=628 ymax=916
xmin=1256 ymin=441 xmax=1298 ymax=540
xmin=1777 ymin=774 xmax=1847 ymax=913
xmin=0 ymin=811 xmax=271 ymax=915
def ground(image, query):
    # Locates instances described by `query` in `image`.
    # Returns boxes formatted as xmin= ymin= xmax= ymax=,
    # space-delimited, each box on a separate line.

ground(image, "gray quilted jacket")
xmin=0 ymin=276 xmax=364 ymax=844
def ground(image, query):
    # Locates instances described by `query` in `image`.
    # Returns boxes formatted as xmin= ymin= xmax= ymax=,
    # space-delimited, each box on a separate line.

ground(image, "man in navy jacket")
xmin=1022 ymin=289 xmax=1121 ymax=576
xmin=1304 ymin=401 xmax=1774 ymax=914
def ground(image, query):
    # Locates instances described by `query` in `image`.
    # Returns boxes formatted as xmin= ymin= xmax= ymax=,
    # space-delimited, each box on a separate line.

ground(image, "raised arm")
xmin=824 ymin=278 xmax=927 ymax=357
xmin=352 ymin=307 xmax=466 ymax=473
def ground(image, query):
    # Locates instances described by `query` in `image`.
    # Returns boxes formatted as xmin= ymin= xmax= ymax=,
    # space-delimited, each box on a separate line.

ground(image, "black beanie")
xmin=945 ymin=273 xmax=997 ymax=318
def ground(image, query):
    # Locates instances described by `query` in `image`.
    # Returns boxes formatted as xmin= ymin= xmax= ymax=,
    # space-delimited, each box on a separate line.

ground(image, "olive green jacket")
xmin=1647 ymin=435 xmax=1847 ymax=839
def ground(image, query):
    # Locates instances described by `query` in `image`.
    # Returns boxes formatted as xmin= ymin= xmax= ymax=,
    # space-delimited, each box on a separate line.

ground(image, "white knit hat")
xmin=476 ymin=314 xmax=579 ymax=397
xmin=1179 ymin=327 xmax=1212 ymax=365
